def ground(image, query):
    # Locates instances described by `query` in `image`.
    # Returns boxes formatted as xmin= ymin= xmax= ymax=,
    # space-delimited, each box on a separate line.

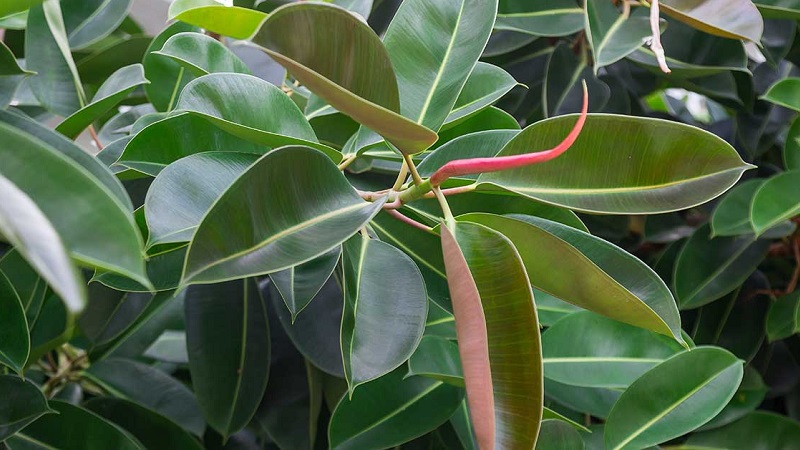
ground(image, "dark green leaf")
xmin=407 ymin=335 xmax=464 ymax=387
xmin=270 ymin=247 xmax=340 ymax=320
xmin=62 ymin=0 xmax=132 ymax=50
xmin=443 ymin=62 xmax=518 ymax=128
xmin=686 ymin=411 xmax=800 ymax=449
xmin=751 ymin=170 xmax=800 ymax=235
xmin=0 ymin=375 xmax=52 ymax=441
xmin=143 ymin=22 xmax=199 ymax=112
xmin=495 ymin=0 xmax=584 ymax=37
xmin=767 ymin=291 xmax=800 ymax=341
xmin=660 ymin=0 xmax=763 ymax=42
xmin=535 ymin=420 xmax=585 ymax=450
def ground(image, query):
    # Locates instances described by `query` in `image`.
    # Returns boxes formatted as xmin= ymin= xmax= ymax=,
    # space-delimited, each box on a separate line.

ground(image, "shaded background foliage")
xmin=1 ymin=0 xmax=800 ymax=449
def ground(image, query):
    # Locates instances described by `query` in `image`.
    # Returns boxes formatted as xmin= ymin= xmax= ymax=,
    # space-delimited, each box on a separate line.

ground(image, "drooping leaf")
xmin=443 ymin=62 xmax=518 ymax=128
xmin=674 ymin=224 xmax=770 ymax=309
xmin=0 ymin=375 xmax=53 ymax=441
xmin=686 ymin=412 xmax=800 ymax=449
xmin=604 ymin=347 xmax=744 ymax=450
xmin=182 ymin=147 xmax=384 ymax=285
xmin=382 ymin=0 xmax=497 ymax=131
xmin=750 ymin=170 xmax=800 ymax=236
xmin=169 ymin=0 xmax=268 ymax=39
xmin=152 ymin=32 xmax=252 ymax=77
xmin=145 ymin=152 xmax=259 ymax=246
xmin=185 ymin=278 xmax=270 ymax=438
xmin=766 ymin=291 xmax=800 ymax=342
xmin=541 ymin=311 xmax=684 ymax=389
xmin=83 ymin=357 xmax=205 ymax=437
xmin=61 ymin=0 xmax=132 ymax=50
xmin=0 ymin=174 xmax=85 ymax=315
xmin=251 ymin=2 xmax=438 ymax=155
xmin=495 ymin=0 xmax=584 ymax=37
xmin=464 ymin=214 xmax=684 ymax=342
xmin=25 ymin=0 xmax=85 ymax=116
xmin=143 ymin=21 xmax=199 ymax=112
xmin=85 ymin=398 xmax=203 ymax=450
xmin=441 ymin=221 xmax=542 ymax=450
xmin=14 ymin=400 xmax=143 ymax=450
xmin=477 ymin=114 xmax=752 ymax=214
xmin=340 ymin=234 xmax=427 ymax=393
xmin=659 ymin=0 xmax=764 ymax=42
xmin=0 ymin=121 xmax=149 ymax=288
xmin=56 ymin=64 xmax=149 ymax=139
xmin=270 ymin=246 xmax=340 ymax=320
xmin=585 ymin=2 xmax=652 ymax=70
xmin=328 ymin=368 xmax=463 ymax=450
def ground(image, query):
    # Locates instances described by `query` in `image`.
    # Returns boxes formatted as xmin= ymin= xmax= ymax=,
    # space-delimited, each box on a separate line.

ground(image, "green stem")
xmin=337 ymin=153 xmax=358 ymax=171
xmin=166 ymin=67 xmax=185 ymax=112
xmin=433 ymin=186 xmax=455 ymax=230
xmin=403 ymin=153 xmax=424 ymax=186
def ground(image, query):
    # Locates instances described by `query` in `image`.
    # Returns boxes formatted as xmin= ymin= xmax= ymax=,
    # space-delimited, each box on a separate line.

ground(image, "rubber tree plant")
xmin=0 ymin=0 xmax=786 ymax=449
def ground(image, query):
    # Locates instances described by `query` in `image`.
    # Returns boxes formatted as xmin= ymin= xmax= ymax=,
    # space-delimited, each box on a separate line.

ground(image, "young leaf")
xmin=340 ymin=234 xmax=427 ymax=393
xmin=185 ymin=278 xmax=270 ymax=439
xmin=251 ymin=2 xmax=438 ymax=155
xmin=152 ymin=32 xmax=252 ymax=77
xmin=0 ymin=375 xmax=53 ymax=441
xmin=143 ymin=22 xmax=199 ymax=111
xmin=604 ymin=347 xmax=744 ymax=450
xmin=382 ymin=0 xmax=497 ymax=131
xmin=182 ymin=147 xmax=384 ymax=285
xmin=766 ymin=291 xmax=800 ymax=342
xmin=169 ymin=0 xmax=268 ymax=40
xmin=441 ymin=221 xmax=543 ymax=450
xmin=750 ymin=170 xmax=800 ymax=235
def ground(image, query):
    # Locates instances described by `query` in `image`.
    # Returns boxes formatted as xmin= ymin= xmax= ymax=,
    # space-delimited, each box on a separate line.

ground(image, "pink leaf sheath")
xmin=441 ymin=226 xmax=495 ymax=450
xmin=430 ymin=82 xmax=589 ymax=187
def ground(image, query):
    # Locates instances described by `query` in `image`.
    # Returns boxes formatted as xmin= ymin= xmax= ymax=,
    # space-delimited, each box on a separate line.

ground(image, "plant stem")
xmin=393 ymin=159 xmax=409 ymax=191
xmin=648 ymin=0 xmax=671 ymax=73
xmin=166 ymin=67 xmax=185 ymax=112
xmin=337 ymin=153 xmax=358 ymax=171
xmin=433 ymin=186 xmax=456 ymax=230
xmin=384 ymin=209 xmax=433 ymax=232
xmin=403 ymin=153 xmax=424 ymax=186
xmin=88 ymin=125 xmax=104 ymax=151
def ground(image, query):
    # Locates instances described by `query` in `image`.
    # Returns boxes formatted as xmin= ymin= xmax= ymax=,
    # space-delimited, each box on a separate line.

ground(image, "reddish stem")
xmin=384 ymin=209 xmax=433 ymax=232
xmin=429 ymin=82 xmax=589 ymax=187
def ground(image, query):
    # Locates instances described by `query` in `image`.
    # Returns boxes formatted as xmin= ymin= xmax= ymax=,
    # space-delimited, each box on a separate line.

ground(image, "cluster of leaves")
xmin=0 ymin=0 xmax=799 ymax=449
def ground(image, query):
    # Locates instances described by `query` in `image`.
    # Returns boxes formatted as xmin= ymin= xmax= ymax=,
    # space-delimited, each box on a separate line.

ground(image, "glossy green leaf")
xmin=185 ymin=279 xmax=269 ymax=438
xmin=698 ymin=367 xmax=768 ymax=431
xmin=604 ymin=347 xmax=743 ymax=450
xmin=0 ymin=0 xmax=43 ymax=18
xmin=535 ymin=290 xmax=583 ymax=327
xmin=93 ymin=245 xmax=187 ymax=293
xmin=711 ymin=179 xmax=765 ymax=237
xmin=0 ymin=41 xmax=30 ymax=76
xmin=169 ymin=0 xmax=267 ymax=40
xmin=785 ymin=117 xmax=800 ymax=171
xmin=660 ymin=0 xmax=764 ymax=42
xmin=145 ymin=152 xmax=259 ymax=246
xmin=144 ymin=331 xmax=188 ymax=364
xmin=15 ymin=400 xmax=143 ymax=449
xmin=183 ymin=147 xmax=384 ymax=285
xmin=251 ymin=2 xmax=438 ymax=155
xmin=441 ymin=221 xmax=542 ymax=449
xmin=56 ymin=64 xmax=149 ymax=139
xmin=751 ymin=170 xmax=800 ymax=235
xmin=0 ymin=174 xmax=84 ymax=316
xmin=542 ymin=311 xmax=684 ymax=389
xmin=0 ymin=122 xmax=149 ymax=288
xmin=585 ymin=2 xmax=652 ymax=70
xmin=0 ymin=375 xmax=52 ymax=441
xmin=763 ymin=78 xmax=800 ymax=112
xmin=756 ymin=0 xmax=800 ymax=19
xmin=674 ymin=224 xmax=770 ymax=309
xmin=341 ymin=234 xmax=427 ymax=393
xmin=270 ymin=247 xmax=340 ymax=320
xmin=541 ymin=407 xmax=590 ymax=433
xmin=477 ymin=114 xmax=752 ymax=214
xmin=464 ymin=214 xmax=684 ymax=342
xmin=84 ymin=358 xmax=205 ymax=436
xmin=407 ymin=335 xmax=464 ymax=387
xmin=28 ymin=289 xmax=74 ymax=364
xmin=328 ymin=368 xmax=464 ymax=450
xmin=495 ymin=0 xmax=584 ymax=37
xmin=543 ymin=43 xmax=611 ymax=117
xmin=382 ymin=0 xmax=497 ymax=131
xmin=686 ymin=412 xmax=800 ymax=449
xmin=119 ymin=113 xmax=264 ymax=176
xmin=62 ymin=0 xmax=132 ymax=50
xmin=535 ymin=420 xmax=585 ymax=450
xmin=25 ymin=0 xmax=85 ymax=116
xmin=766 ymin=291 xmax=800 ymax=341
xmin=545 ymin=379 xmax=621 ymax=420
xmin=443 ymin=62 xmax=518 ymax=128
xmin=143 ymin=22 xmax=199 ymax=112
xmin=153 ymin=32 xmax=252 ymax=77
xmin=78 ymin=284 xmax=151 ymax=347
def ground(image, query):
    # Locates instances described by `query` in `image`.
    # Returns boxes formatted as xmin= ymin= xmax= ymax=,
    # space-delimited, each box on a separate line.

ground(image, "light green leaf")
xmin=25 ymin=0 xmax=86 ymax=116
xmin=0 ymin=375 xmax=53 ymax=441
xmin=443 ymin=62 xmax=518 ymax=128
xmin=407 ymin=335 xmax=463 ymax=387
xmin=542 ymin=311 xmax=684 ymax=389
xmin=143 ymin=21 xmax=199 ymax=112
xmin=751 ymin=170 xmax=800 ymax=236
xmin=153 ymin=32 xmax=252 ymax=77
xmin=604 ymin=347 xmax=743 ymax=450
xmin=0 ymin=174 xmax=84 ymax=315
xmin=382 ymin=0 xmax=497 ymax=131
xmin=183 ymin=147 xmax=384 ymax=285
xmin=56 ymin=64 xmax=149 ymax=139
xmin=328 ymin=369 xmax=463 ymax=450
xmin=186 ymin=278 xmax=270 ymax=439
xmin=0 ymin=121 xmax=149 ymax=289
xmin=477 ymin=114 xmax=753 ymax=214
xmin=660 ymin=0 xmax=763 ymax=42
xmin=441 ymin=221 xmax=542 ymax=449
xmin=169 ymin=0 xmax=267 ymax=39
xmin=674 ymin=224 xmax=770 ymax=309
xmin=495 ymin=0 xmax=584 ymax=37
xmin=251 ymin=2 xmax=438 ymax=155
xmin=766 ymin=291 xmax=800 ymax=342
xmin=270 ymin=247 xmax=340 ymax=320
xmin=341 ymin=234 xmax=427 ymax=393
xmin=464 ymin=214 xmax=684 ymax=342
xmin=585 ymin=2 xmax=652 ymax=70
xmin=763 ymin=78 xmax=800 ymax=111
xmin=0 ymin=0 xmax=43 ymax=18
xmin=711 ymin=179 xmax=765 ymax=237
